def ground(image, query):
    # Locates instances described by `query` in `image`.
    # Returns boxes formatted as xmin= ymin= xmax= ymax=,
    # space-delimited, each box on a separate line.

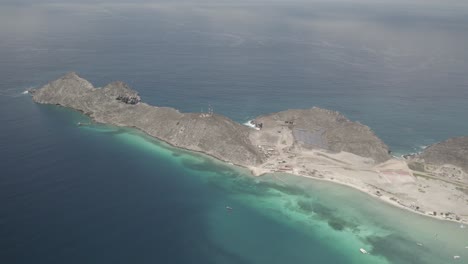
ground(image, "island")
xmin=30 ymin=72 xmax=468 ymax=223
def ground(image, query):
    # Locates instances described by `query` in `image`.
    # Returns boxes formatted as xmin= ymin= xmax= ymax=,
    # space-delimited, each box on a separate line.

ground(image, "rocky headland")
xmin=32 ymin=72 xmax=262 ymax=166
xmin=409 ymin=137 xmax=468 ymax=184
xmin=31 ymin=73 xmax=468 ymax=223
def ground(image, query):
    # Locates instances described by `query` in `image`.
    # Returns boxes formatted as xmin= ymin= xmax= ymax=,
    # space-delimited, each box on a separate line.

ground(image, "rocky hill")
xmin=30 ymin=73 xmax=468 ymax=224
xmin=417 ymin=136 xmax=468 ymax=174
xmin=32 ymin=72 xmax=264 ymax=166
xmin=32 ymin=73 xmax=393 ymax=167
xmin=252 ymin=108 xmax=391 ymax=163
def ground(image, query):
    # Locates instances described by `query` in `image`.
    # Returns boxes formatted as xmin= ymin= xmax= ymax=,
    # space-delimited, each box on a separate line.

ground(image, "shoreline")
xmin=78 ymin=115 xmax=467 ymax=225
xmin=261 ymin=170 xmax=467 ymax=225
xmin=29 ymin=73 xmax=468 ymax=226
xmin=138 ymin=120 xmax=468 ymax=224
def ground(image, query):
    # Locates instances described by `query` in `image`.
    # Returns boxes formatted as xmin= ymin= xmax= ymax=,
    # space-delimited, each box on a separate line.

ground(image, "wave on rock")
xmin=243 ymin=120 xmax=260 ymax=130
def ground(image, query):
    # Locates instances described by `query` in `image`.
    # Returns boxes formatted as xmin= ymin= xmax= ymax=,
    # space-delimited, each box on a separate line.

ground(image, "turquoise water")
xmin=2 ymin=102 xmax=466 ymax=263
xmin=2 ymin=0 xmax=468 ymax=263
xmin=85 ymin=123 xmax=468 ymax=264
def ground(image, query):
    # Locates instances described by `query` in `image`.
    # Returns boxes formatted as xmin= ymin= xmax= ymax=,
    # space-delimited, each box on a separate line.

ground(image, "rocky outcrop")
xmin=253 ymin=108 xmax=391 ymax=163
xmin=32 ymin=72 xmax=264 ymax=166
xmin=33 ymin=73 xmax=394 ymax=166
xmin=417 ymin=137 xmax=468 ymax=174
xmin=32 ymin=72 xmax=95 ymax=108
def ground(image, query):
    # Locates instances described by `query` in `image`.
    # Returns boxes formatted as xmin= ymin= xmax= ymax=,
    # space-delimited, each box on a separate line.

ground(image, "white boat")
xmin=416 ymin=243 xmax=423 ymax=246
xmin=359 ymin=248 xmax=368 ymax=254
xmin=453 ymin=255 xmax=460 ymax=259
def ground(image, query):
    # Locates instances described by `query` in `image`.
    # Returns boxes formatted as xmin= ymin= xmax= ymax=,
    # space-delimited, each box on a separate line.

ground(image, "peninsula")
xmin=30 ymin=73 xmax=468 ymax=223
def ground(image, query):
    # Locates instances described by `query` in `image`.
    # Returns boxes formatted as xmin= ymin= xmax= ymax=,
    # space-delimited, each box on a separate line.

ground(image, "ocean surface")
xmin=1 ymin=1 xmax=468 ymax=263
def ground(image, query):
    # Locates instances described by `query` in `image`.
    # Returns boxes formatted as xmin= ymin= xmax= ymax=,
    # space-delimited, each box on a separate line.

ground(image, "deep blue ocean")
xmin=1 ymin=1 xmax=468 ymax=263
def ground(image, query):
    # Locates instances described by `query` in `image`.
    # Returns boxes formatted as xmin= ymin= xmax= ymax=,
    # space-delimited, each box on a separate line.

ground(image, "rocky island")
xmin=31 ymin=73 xmax=468 ymax=223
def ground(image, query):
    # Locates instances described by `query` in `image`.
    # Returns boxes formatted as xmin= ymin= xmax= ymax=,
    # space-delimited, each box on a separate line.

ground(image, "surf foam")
xmin=243 ymin=120 xmax=260 ymax=130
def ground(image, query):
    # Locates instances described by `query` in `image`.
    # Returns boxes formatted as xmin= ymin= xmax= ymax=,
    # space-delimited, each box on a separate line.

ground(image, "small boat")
xmin=416 ymin=243 xmax=423 ymax=247
xmin=359 ymin=248 xmax=368 ymax=254
xmin=226 ymin=206 xmax=233 ymax=211
xmin=453 ymin=255 xmax=460 ymax=259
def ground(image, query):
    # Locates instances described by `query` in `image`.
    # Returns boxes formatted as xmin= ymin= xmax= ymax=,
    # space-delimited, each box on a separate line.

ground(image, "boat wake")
xmin=0 ymin=87 xmax=34 ymax=98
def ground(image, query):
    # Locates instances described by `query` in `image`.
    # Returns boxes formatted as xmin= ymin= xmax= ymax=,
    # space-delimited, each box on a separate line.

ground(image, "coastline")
xmin=267 ymin=170 xmax=467 ymax=225
xmin=70 ymin=120 xmax=468 ymax=264
xmin=79 ymin=113 xmax=467 ymax=225
xmin=248 ymin=160 xmax=468 ymax=224
xmin=135 ymin=119 xmax=468 ymax=224
xmin=29 ymin=73 xmax=468 ymax=225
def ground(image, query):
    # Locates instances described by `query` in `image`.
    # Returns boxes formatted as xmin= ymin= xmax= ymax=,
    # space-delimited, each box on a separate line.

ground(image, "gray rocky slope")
xmin=253 ymin=109 xmax=391 ymax=163
xmin=33 ymin=72 xmax=262 ymax=166
xmin=417 ymin=137 xmax=468 ymax=173
xmin=32 ymin=73 xmax=394 ymax=166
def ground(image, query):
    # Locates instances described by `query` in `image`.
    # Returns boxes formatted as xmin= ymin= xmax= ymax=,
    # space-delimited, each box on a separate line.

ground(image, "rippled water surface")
xmin=1 ymin=1 xmax=468 ymax=263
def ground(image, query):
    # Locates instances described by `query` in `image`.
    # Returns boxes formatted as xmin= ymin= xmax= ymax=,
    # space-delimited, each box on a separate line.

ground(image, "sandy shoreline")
xmin=245 ymin=119 xmax=468 ymax=224
xmin=30 ymin=73 xmax=468 ymax=226
xmin=246 ymin=153 xmax=468 ymax=224
xmin=78 ymin=117 xmax=468 ymax=225
xmin=135 ymin=122 xmax=468 ymax=224
xmin=256 ymin=168 xmax=467 ymax=225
